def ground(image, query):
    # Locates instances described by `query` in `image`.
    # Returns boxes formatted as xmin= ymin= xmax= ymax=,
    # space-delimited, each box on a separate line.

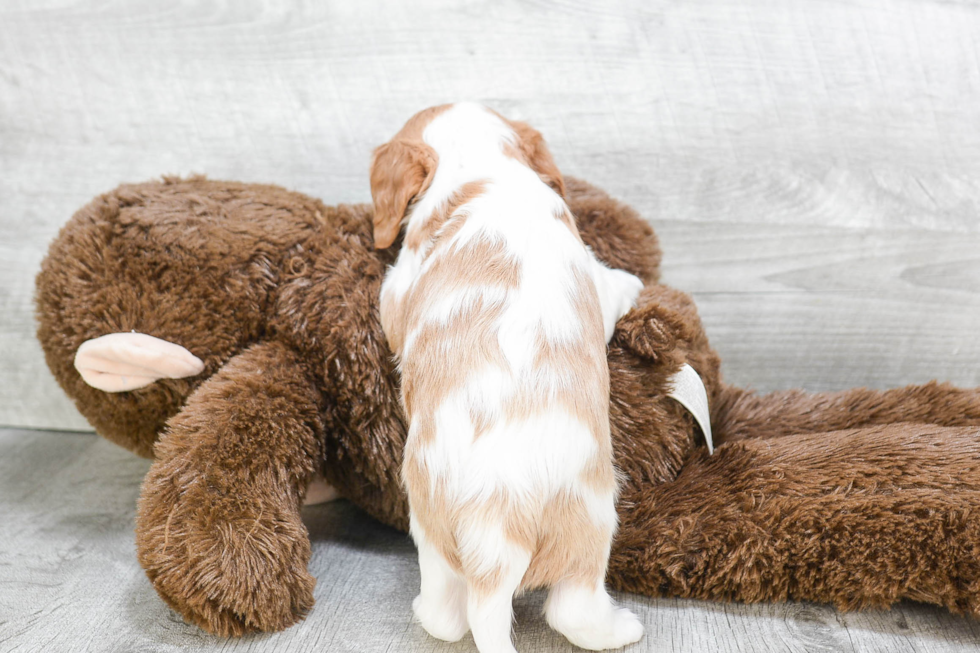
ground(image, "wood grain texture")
xmin=3 ymin=0 xmax=980 ymax=428
xmin=3 ymin=428 xmax=980 ymax=653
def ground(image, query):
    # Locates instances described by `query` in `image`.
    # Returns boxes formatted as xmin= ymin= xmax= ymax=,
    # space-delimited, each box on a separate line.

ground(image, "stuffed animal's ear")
xmin=509 ymin=120 xmax=566 ymax=198
xmin=74 ymin=332 xmax=205 ymax=392
xmin=370 ymin=140 xmax=435 ymax=249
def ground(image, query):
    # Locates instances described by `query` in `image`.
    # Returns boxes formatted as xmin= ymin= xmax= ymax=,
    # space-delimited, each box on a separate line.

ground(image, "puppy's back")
xmin=398 ymin=175 xmax=617 ymax=593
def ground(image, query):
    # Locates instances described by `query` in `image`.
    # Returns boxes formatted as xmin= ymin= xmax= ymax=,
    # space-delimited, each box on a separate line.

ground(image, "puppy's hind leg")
xmin=545 ymin=578 xmax=643 ymax=651
xmin=461 ymin=524 xmax=532 ymax=653
xmin=544 ymin=514 xmax=643 ymax=650
xmin=411 ymin=518 xmax=469 ymax=642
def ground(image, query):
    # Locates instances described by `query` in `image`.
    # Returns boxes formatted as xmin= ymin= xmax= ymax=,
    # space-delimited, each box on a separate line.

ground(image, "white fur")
xmin=424 ymin=402 xmax=600 ymax=500
xmin=380 ymin=103 xmax=643 ymax=652
xmin=411 ymin=516 xmax=470 ymax=642
xmin=546 ymin=580 xmax=644 ymax=651
xmin=590 ymin=255 xmax=645 ymax=343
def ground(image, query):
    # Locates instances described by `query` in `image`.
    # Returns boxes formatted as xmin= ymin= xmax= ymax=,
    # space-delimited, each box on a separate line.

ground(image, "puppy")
xmin=371 ymin=103 xmax=644 ymax=653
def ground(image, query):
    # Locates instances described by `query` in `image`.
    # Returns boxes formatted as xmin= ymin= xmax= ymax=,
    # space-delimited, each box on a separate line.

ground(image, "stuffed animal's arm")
xmin=609 ymin=284 xmax=705 ymax=367
xmin=713 ymin=382 xmax=980 ymax=443
xmin=135 ymin=340 xmax=325 ymax=636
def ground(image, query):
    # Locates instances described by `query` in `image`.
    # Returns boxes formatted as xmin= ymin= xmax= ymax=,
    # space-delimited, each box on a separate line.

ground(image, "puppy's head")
xmin=447 ymin=103 xmax=566 ymax=199
xmin=370 ymin=103 xmax=566 ymax=249
xmin=370 ymin=105 xmax=448 ymax=249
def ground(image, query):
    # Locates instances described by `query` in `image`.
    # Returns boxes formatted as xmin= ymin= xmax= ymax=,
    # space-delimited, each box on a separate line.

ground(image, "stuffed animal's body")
xmin=36 ymin=176 xmax=980 ymax=636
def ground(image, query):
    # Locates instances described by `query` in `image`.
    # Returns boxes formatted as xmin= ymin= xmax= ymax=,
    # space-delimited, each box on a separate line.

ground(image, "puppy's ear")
xmin=370 ymin=140 xmax=435 ymax=249
xmin=510 ymin=121 xmax=566 ymax=198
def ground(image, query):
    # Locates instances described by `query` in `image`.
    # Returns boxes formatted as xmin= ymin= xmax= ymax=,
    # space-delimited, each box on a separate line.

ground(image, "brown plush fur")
xmin=35 ymin=176 xmax=980 ymax=636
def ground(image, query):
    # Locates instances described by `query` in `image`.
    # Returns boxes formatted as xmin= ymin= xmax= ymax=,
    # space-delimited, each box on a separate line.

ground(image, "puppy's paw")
xmin=547 ymin=584 xmax=644 ymax=651
xmin=413 ymin=593 xmax=469 ymax=642
xmin=605 ymin=607 xmax=644 ymax=650
xmin=558 ymin=606 xmax=644 ymax=651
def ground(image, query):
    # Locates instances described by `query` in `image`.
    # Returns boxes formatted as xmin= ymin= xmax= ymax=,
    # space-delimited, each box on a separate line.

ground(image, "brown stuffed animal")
xmin=36 ymin=176 xmax=980 ymax=637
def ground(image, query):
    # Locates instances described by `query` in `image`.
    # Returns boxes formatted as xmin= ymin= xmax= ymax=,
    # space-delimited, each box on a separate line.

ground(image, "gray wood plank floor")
xmin=4 ymin=428 xmax=980 ymax=653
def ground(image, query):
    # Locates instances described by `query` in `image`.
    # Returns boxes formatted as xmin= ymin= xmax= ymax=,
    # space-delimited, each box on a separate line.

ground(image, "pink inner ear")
xmin=73 ymin=332 xmax=205 ymax=393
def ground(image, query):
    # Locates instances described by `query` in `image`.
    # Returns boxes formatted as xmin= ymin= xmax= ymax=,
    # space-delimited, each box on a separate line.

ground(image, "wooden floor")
xmin=3 ymin=0 xmax=980 ymax=650
xmin=3 ymin=428 xmax=980 ymax=653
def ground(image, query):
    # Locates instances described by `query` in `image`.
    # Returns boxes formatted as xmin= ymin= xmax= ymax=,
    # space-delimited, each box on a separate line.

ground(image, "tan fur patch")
xmin=403 ymin=473 xmax=616 ymax=597
xmin=404 ymin=180 xmax=487 ymax=251
xmin=398 ymin=237 xmax=521 ymax=430
xmin=518 ymin=488 xmax=614 ymax=591
xmin=505 ymin=267 xmax=611 ymax=451
xmin=380 ymin=285 xmax=409 ymax=355
xmin=402 ymin=453 xmax=464 ymax=571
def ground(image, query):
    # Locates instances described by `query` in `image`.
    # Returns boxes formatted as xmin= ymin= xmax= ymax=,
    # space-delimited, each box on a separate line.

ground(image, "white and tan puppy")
xmin=371 ymin=103 xmax=644 ymax=653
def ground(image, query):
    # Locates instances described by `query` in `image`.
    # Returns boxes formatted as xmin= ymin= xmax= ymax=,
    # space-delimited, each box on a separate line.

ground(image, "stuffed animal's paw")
xmin=612 ymin=305 xmax=680 ymax=363
xmin=136 ymin=471 xmax=316 ymax=636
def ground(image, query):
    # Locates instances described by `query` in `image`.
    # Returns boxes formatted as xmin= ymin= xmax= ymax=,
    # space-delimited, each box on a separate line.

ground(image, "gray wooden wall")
xmin=3 ymin=0 xmax=980 ymax=431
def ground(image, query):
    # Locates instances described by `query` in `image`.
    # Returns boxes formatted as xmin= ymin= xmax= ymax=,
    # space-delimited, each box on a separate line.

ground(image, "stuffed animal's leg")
xmin=136 ymin=341 xmax=324 ymax=636
xmin=609 ymin=423 xmax=980 ymax=617
xmin=713 ymin=381 xmax=980 ymax=443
